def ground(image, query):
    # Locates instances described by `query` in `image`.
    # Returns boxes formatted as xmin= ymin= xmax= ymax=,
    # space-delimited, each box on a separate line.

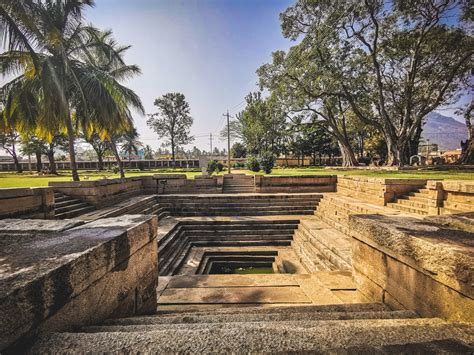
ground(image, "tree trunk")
xmin=458 ymin=104 xmax=473 ymax=164
xmin=35 ymin=151 xmax=42 ymax=172
xmin=65 ymin=113 xmax=80 ymax=181
xmin=97 ymin=153 xmax=104 ymax=170
xmin=47 ymin=146 xmax=57 ymax=174
xmin=337 ymin=141 xmax=359 ymax=167
xmin=110 ymin=140 xmax=125 ymax=178
xmin=12 ymin=152 xmax=22 ymax=173
xmin=171 ymin=140 xmax=175 ymax=166
xmin=459 ymin=138 xmax=474 ymax=164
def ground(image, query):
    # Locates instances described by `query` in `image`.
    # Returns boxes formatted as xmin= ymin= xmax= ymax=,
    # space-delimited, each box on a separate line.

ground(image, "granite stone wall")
xmin=254 ymin=175 xmax=336 ymax=193
xmin=0 ymin=187 xmax=54 ymax=219
xmin=0 ymin=215 xmax=158 ymax=351
xmin=349 ymin=214 xmax=473 ymax=323
xmin=336 ymin=176 xmax=427 ymax=205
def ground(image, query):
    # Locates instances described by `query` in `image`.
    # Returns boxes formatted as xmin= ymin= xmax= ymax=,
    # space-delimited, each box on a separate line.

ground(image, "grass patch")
xmin=0 ymin=169 xmax=202 ymax=188
xmin=228 ymin=168 xmax=474 ymax=180
xmin=1 ymin=166 xmax=473 ymax=188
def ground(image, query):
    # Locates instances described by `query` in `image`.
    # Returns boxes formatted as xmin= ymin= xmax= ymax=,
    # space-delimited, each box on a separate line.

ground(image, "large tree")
xmin=278 ymin=0 xmax=473 ymax=166
xmin=0 ymin=123 xmax=22 ymax=172
xmin=258 ymin=50 xmax=360 ymax=167
xmin=84 ymin=132 xmax=108 ymax=170
xmin=459 ymin=100 xmax=474 ymax=164
xmin=225 ymin=92 xmax=287 ymax=156
xmin=147 ymin=93 xmax=194 ymax=163
xmin=1 ymin=0 xmax=143 ymax=180
xmin=120 ymin=128 xmax=142 ymax=162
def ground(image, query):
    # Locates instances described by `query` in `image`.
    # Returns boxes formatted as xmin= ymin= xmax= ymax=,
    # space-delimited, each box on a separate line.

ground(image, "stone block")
xmin=349 ymin=214 xmax=474 ymax=323
xmin=0 ymin=214 xmax=158 ymax=351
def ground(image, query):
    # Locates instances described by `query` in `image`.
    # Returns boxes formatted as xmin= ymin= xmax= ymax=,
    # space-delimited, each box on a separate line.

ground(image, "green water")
xmin=234 ymin=267 xmax=274 ymax=275
xmin=209 ymin=263 xmax=274 ymax=275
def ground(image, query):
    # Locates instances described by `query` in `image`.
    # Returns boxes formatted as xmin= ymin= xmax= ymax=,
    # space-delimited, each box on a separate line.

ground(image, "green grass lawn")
xmin=230 ymin=167 xmax=474 ymax=180
xmin=0 ymin=169 xmax=202 ymax=188
xmin=0 ymin=166 xmax=473 ymax=188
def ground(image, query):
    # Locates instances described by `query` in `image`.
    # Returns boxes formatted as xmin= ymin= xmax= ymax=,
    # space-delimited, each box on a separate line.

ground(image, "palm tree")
xmin=120 ymin=128 xmax=142 ymax=162
xmin=0 ymin=0 xmax=144 ymax=181
xmin=76 ymin=30 xmax=144 ymax=178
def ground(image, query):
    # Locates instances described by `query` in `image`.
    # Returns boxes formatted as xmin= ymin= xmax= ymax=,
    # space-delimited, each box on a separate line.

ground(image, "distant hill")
xmin=421 ymin=112 xmax=468 ymax=151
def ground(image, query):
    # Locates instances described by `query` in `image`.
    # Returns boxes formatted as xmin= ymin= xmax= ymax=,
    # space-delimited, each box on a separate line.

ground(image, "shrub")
xmin=259 ymin=152 xmax=275 ymax=174
xmin=216 ymin=162 xmax=224 ymax=172
xmin=112 ymin=164 xmax=120 ymax=174
xmin=207 ymin=160 xmax=218 ymax=175
xmin=246 ymin=156 xmax=260 ymax=172
xmin=137 ymin=161 xmax=145 ymax=171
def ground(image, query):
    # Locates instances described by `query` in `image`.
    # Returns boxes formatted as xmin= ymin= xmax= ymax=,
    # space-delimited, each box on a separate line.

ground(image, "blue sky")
xmin=85 ymin=0 xmax=294 ymax=151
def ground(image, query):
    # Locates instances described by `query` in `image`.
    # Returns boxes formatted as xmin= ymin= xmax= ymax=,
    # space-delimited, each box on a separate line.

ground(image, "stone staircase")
xmin=223 ymin=174 xmax=255 ymax=193
xmin=157 ymin=193 xmax=322 ymax=216
xmin=292 ymin=218 xmax=352 ymax=272
xmin=54 ymin=192 xmax=95 ymax=219
xmin=27 ymin=303 xmax=473 ymax=353
xmin=387 ymin=188 xmax=431 ymax=216
xmin=158 ymin=220 xmax=299 ymax=276
xmin=313 ymin=194 xmax=390 ymax=235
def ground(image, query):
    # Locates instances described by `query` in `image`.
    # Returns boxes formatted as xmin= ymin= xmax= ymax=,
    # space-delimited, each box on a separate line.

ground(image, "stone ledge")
xmin=349 ymin=214 xmax=474 ymax=322
xmin=349 ymin=214 xmax=473 ymax=297
xmin=0 ymin=214 xmax=158 ymax=351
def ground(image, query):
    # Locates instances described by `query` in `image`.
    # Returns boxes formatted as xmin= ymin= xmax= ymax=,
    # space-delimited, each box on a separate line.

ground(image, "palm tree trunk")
xmin=65 ymin=113 xmax=80 ymax=181
xmin=110 ymin=140 xmax=125 ymax=178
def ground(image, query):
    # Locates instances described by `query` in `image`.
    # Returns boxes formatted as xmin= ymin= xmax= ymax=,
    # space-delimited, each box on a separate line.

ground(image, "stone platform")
xmin=156 ymin=272 xmax=369 ymax=312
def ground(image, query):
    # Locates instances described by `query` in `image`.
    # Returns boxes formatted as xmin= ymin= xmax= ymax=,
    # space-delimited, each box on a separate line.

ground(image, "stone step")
xmin=167 ymin=206 xmax=314 ymax=215
xmin=183 ymin=229 xmax=296 ymax=236
xmin=396 ymin=197 xmax=430 ymax=209
xmin=178 ymin=234 xmax=295 ymax=242
xmin=54 ymin=195 xmax=76 ymax=203
xmin=386 ymin=202 xmax=429 ymax=215
xmin=55 ymin=205 xmax=95 ymax=219
xmin=293 ymin=225 xmax=351 ymax=269
xmin=314 ymin=213 xmax=351 ymax=236
xmin=179 ymin=220 xmax=300 ymax=226
xmin=159 ymin=201 xmax=319 ymax=208
xmin=159 ymin=199 xmax=322 ymax=206
xmin=157 ymin=302 xmax=391 ymax=315
xmin=291 ymin=237 xmax=336 ymax=272
xmin=157 ymin=194 xmax=323 ymax=201
xmin=179 ymin=223 xmax=298 ymax=231
xmin=54 ymin=202 xmax=90 ymax=214
xmin=94 ymin=310 xmax=418 ymax=328
xmin=171 ymin=210 xmax=315 ymax=216
xmin=54 ymin=198 xmax=82 ymax=208
xmin=28 ymin=318 xmax=473 ymax=353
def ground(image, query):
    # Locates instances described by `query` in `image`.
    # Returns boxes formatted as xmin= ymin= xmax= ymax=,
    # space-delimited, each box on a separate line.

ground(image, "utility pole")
xmin=224 ymin=110 xmax=231 ymax=174
xmin=209 ymin=133 xmax=213 ymax=158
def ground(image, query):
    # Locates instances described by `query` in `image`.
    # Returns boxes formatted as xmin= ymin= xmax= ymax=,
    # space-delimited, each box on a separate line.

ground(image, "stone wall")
xmin=438 ymin=180 xmax=474 ymax=214
xmin=0 ymin=215 xmax=158 ymax=351
xmin=349 ymin=214 xmax=473 ymax=323
xmin=50 ymin=178 xmax=144 ymax=208
xmin=255 ymin=175 xmax=336 ymax=193
xmin=0 ymin=187 xmax=54 ymax=219
xmin=336 ymin=176 xmax=427 ymax=205
xmin=152 ymin=174 xmax=222 ymax=194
